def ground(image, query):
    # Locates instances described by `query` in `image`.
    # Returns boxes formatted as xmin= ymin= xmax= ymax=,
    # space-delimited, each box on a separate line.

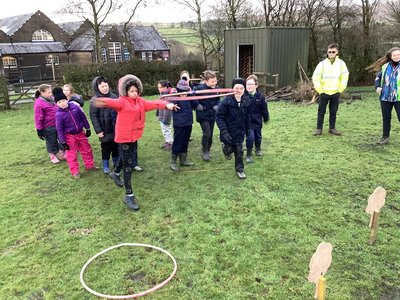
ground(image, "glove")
xmin=85 ymin=129 xmax=91 ymax=137
xmin=213 ymin=105 xmax=219 ymax=112
xmin=196 ymin=104 xmax=204 ymax=111
xmin=222 ymin=132 xmax=232 ymax=144
xmin=37 ymin=129 xmax=45 ymax=140
xmin=62 ymin=143 xmax=70 ymax=150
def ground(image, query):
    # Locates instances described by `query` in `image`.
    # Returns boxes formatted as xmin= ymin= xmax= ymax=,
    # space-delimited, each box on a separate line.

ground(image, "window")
xmin=108 ymin=42 xmax=122 ymax=62
xmin=101 ymin=48 xmax=107 ymax=64
xmin=32 ymin=29 xmax=54 ymax=42
xmin=123 ymin=48 xmax=130 ymax=61
xmin=2 ymin=56 xmax=17 ymax=68
xmin=141 ymin=52 xmax=146 ymax=61
xmin=147 ymin=52 xmax=153 ymax=61
xmin=45 ymin=55 xmax=59 ymax=65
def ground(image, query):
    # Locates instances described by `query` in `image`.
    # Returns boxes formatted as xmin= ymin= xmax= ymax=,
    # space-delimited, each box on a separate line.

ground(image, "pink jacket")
xmin=34 ymin=97 xmax=57 ymax=130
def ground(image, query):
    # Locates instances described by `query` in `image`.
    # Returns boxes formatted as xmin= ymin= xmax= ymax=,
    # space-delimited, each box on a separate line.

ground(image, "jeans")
xmin=380 ymin=101 xmax=400 ymax=137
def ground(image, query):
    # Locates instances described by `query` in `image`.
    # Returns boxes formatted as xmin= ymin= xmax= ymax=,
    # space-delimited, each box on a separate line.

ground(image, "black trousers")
xmin=101 ymin=141 xmax=119 ymax=160
xmin=317 ymin=93 xmax=340 ymax=129
xmin=223 ymin=143 xmax=244 ymax=172
xmin=43 ymin=126 xmax=63 ymax=154
xmin=199 ymin=120 xmax=215 ymax=152
xmin=172 ymin=125 xmax=192 ymax=156
xmin=115 ymin=142 xmax=138 ymax=195
xmin=381 ymin=101 xmax=400 ymax=138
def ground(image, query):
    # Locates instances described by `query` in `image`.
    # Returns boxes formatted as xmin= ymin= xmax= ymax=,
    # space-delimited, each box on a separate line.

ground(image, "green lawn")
xmin=0 ymin=93 xmax=399 ymax=299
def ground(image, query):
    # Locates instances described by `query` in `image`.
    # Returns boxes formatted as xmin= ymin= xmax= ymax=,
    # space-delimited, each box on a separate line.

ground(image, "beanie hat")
xmin=53 ymin=87 xmax=67 ymax=102
xmin=231 ymin=78 xmax=246 ymax=88
xmin=176 ymin=79 xmax=190 ymax=92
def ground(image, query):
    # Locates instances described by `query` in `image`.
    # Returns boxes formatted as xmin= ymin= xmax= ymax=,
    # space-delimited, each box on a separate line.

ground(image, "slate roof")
xmin=57 ymin=21 xmax=85 ymax=35
xmin=0 ymin=12 xmax=33 ymax=36
xmin=0 ymin=42 xmax=68 ymax=54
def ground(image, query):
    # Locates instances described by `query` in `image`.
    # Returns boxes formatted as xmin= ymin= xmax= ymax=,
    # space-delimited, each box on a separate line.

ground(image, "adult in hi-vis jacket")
xmin=312 ymin=43 xmax=349 ymax=136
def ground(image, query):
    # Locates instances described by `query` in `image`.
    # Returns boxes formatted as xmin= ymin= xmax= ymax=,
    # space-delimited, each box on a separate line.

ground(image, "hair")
xmin=125 ymin=80 xmax=140 ymax=95
xmin=63 ymin=83 xmax=75 ymax=94
xmin=328 ymin=43 xmax=339 ymax=50
xmin=367 ymin=46 xmax=400 ymax=72
xmin=158 ymin=80 xmax=172 ymax=88
xmin=202 ymin=70 xmax=217 ymax=81
xmin=96 ymin=76 xmax=109 ymax=86
xmin=180 ymin=70 xmax=190 ymax=79
xmin=246 ymin=74 xmax=259 ymax=84
xmin=35 ymin=84 xmax=52 ymax=98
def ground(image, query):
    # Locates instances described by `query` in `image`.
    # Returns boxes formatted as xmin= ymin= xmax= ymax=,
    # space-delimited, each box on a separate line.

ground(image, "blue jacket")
xmin=194 ymin=83 xmax=220 ymax=123
xmin=246 ymin=90 xmax=269 ymax=130
xmin=172 ymin=98 xmax=198 ymax=127
xmin=56 ymin=102 xmax=90 ymax=143
xmin=216 ymin=94 xmax=251 ymax=144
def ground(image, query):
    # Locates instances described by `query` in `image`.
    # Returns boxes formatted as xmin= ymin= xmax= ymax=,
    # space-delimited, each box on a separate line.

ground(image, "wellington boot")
xmin=179 ymin=153 xmax=194 ymax=166
xmin=246 ymin=149 xmax=253 ymax=163
xmin=170 ymin=154 xmax=179 ymax=171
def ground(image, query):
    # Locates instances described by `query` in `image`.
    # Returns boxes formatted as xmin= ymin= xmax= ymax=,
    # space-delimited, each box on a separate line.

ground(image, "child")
xmin=245 ymin=74 xmax=270 ymax=163
xmin=157 ymin=80 xmax=173 ymax=150
xmin=63 ymin=83 xmax=85 ymax=107
xmin=34 ymin=84 xmax=65 ymax=164
xmin=170 ymin=79 xmax=198 ymax=171
xmin=193 ymin=70 xmax=220 ymax=161
xmin=93 ymin=74 xmax=178 ymax=211
xmin=89 ymin=76 xmax=119 ymax=174
xmin=54 ymin=87 xmax=96 ymax=179
xmin=216 ymin=78 xmax=250 ymax=179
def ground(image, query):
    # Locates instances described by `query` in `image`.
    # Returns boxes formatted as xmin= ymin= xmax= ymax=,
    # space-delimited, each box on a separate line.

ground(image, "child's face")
xmin=391 ymin=50 xmax=400 ymax=62
xmin=158 ymin=84 xmax=166 ymax=93
xmin=41 ymin=88 xmax=52 ymax=99
xmin=63 ymin=87 xmax=71 ymax=97
xmin=233 ymin=84 xmax=245 ymax=98
xmin=98 ymin=82 xmax=110 ymax=95
xmin=205 ymin=77 xmax=217 ymax=88
xmin=127 ymin=85 xmax=138 ymax=98
xmin=246 ymin=80 xmax=257 ymax=93
xmin=56 ymin=99 xmax=68 ymax=109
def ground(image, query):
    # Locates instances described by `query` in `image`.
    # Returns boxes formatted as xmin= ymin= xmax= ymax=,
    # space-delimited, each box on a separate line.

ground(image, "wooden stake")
xmin=368 ymin=210 xmax=380 ymax=245
xmin=316 ymin=276 xmax=326 ymax=300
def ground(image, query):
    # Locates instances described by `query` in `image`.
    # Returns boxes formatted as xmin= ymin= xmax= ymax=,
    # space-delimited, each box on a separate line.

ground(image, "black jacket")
xmin=194 ymin=83 xmax=220 ymax=123
xmin=246 ymin=90 xmax=269 ymax=130
xmin=216 ymin=94 xmax=251 ymax=144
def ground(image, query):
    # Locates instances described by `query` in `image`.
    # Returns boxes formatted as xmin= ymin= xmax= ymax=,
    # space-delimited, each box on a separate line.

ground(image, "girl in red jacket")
xmin=94 ymin=74 xmax=178 ymax=211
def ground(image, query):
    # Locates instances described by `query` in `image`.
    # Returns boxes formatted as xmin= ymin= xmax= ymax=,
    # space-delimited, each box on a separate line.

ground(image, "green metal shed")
xmin=224 ymin=27 xmax=310 ymax=89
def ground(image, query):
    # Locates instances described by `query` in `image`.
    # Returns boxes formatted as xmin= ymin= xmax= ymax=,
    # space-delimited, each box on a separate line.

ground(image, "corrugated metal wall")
xmin=224 ymin=27 xmax=310 ymax=88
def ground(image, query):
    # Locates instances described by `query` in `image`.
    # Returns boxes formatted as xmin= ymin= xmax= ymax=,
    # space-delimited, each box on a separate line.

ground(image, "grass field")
xmin=0 ymin=92 xmax=399 ymax=299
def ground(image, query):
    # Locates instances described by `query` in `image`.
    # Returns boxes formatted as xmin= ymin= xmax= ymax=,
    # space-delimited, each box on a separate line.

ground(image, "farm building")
xmin=224 ymin=27 xmax=310 ymax=90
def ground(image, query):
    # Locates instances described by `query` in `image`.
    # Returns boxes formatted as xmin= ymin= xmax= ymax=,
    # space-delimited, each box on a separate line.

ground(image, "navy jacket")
xmin=216 ymin=94 xmax=251 ymax=144
xmin=194 ymin=83 xmax=220 ymax=123
xmin=246 ymin=90 xmax=269 ymax=130
xmin=172 ymin=98 xmax=198 ymax=127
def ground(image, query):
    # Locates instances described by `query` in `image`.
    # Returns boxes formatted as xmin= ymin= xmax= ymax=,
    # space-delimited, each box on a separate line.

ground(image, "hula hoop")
xmin=80 ymin=243 xmax=177 ymax=299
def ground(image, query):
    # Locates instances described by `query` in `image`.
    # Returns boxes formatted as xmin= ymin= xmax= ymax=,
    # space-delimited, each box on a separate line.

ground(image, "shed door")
xmin=238 ymin=44 xmax=254 ymax=79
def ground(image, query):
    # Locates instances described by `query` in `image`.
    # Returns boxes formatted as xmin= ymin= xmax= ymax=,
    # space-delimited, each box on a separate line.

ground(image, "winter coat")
xmin=100 ymin=74 xmax=169 ymax=143
xmin=194 ymin=83 xmax=220 ymax=123
xmin=246 ymin=90 xmax=270 ymax=130
xmin=216 ymin=94 xmax=251 ymax=144
xmin=157 ymin=90 xmax=172 ymax=125
xmin=312 ymin=57 xmax=349 ymax=95
xmin=69 ymin=94 xmax=85 ymax=107
xmin=172 ymin=98 xmax=198 ymax=127
xmin=34 ymin=96 xmax=57 ymax=130
xmin=89 ymin=76 xmax=118 ymax=142
xmin=375 ymin=62 xmax=400 ymax=102
xmin=56 ymin=102 xmax=90 ymax=143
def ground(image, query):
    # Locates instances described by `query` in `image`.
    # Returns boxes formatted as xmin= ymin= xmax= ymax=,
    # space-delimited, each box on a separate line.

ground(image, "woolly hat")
xmin=118 ymin=74 xmax=143 ymax=97
xmin=53 ymin=87 xmax=67 ymax=102
xmin=231 ymin=78 xmax=246 ymax=88
xmin=176 ymin=79 xmax=190 ymax=92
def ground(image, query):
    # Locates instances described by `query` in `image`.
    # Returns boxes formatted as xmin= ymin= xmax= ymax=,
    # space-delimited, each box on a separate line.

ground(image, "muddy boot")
xmin=246 ymin=149 xmax=253 ymax=163
xmin=201 ymin=149 xmax=210 ymax=161
xmin=170 ymin=154 xmax=179 ymax=171
xmin=179 ymin=153 xmax=194 ymax=166
xmin=109 ymin=171 xmax=123 ymax=187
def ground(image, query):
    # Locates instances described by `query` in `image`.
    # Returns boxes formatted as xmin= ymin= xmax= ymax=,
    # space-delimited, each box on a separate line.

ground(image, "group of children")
xmin=33 ymin=71 xmax=269 ymax=211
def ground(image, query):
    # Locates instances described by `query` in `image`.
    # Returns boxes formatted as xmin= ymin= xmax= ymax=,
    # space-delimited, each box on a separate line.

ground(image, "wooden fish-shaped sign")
xmin=365 ymin=187 xmax=386 ymax=217
xmin=308 ymin=242 xmax=333 ymax=299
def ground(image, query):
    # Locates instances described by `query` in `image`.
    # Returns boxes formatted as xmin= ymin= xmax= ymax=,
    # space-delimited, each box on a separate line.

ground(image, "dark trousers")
xmin=199 ymin=120 xmax=215 ymax=151
xmin=172 ymin=125 xmax=192 ymax=156
xmin=101 ymin=141 xmax=119 ymax=160
xmin=223 ymin=143 xmax=244 ymax=172
xmin=43 ymin=126 xmax=62 ymax=154
xmin=115 ymin=142 xmax=138 ymax=195
xmin=381 ymin=101 xmax=400 ymax=138
xmin=246 ymin=128 xmax=262 ymax=150
xmin=317 ymin=92 xmax=340 ymax=129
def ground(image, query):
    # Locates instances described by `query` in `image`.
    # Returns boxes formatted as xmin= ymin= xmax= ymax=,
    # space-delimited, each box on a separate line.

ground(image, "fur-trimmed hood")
xmin=118 ymin=74 xmax=143 ymax=96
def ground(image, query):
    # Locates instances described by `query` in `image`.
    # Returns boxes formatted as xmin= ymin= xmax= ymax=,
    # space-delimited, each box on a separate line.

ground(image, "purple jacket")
xmin=56 ymin=102 xmax=90 ymax=143
xmin=34 ymin=97 xmax=57 ymax=130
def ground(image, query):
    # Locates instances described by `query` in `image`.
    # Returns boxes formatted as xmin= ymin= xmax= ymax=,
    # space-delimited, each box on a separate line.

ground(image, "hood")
xmin=92 ymin=76 xmax=112 ymax=97
xmin=118 ymin=74 xmax=143 ymax=97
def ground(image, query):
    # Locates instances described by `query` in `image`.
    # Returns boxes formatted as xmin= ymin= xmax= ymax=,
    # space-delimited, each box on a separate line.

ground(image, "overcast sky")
xmin=0 ymin=0 xmax=199 ymax=24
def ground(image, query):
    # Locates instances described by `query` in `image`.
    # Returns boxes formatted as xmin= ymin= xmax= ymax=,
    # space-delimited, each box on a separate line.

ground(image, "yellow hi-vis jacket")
xmin=312 ymin=57 xmax=349 ymax=95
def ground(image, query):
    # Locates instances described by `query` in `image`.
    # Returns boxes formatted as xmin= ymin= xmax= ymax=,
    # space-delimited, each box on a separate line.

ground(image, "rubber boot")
xmin=246 ymin=149 xmax=253 ymax=163
xmin=255 ymin=146 xmax=263 ymax=156
xmin=201 ymin=149 xmax=210 ymax=161
xmin=170 ymin=154 xmax=179 ymax=171
xmin=102 ymin=159 xmax=110 ymax=174
xmin=179 ymin=153 xmax=194 ymax=166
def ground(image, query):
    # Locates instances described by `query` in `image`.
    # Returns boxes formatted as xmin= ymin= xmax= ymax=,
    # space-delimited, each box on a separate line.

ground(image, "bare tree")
xmin=121 ymin=0 xmax=147 ymax=56
xmin=386 ymin=0 xmax=400 ymax=24
xmin=62 ymin=0 xmax=122 ymax=64
xmin=259 ymin=0 xmax=278 ymax=26
xmin=360 ymin=0 xmax=380 ymax=62
xmin=224 ymin=0 xmax=248 ymax=29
